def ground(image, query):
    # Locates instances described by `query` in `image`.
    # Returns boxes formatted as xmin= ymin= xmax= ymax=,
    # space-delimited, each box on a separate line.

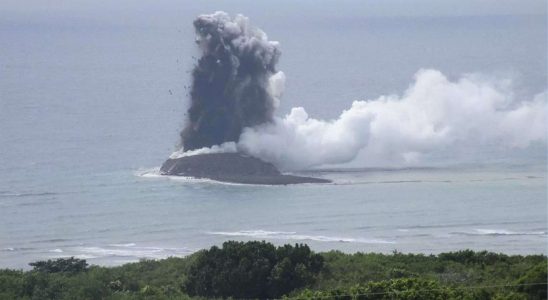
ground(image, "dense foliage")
xmin=0 ymin=256 xmax=195 ymax=299
xmin=292 ymin=278 xmax=467 ymax=299
xmin=184 ymin=241 xmax=323 ymax=298
xmin=0 ymin=242 xmax=545 ymax=299
xmin=28 ymin=257 xmax=88 ymax=274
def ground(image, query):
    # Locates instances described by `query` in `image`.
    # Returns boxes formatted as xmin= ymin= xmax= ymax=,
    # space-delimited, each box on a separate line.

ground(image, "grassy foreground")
xmin=0 ymin=241 xmax=546 ymax=299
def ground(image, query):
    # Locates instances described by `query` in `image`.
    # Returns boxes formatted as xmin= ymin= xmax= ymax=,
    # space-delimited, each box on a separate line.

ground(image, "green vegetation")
xmin=0 ymin=242 xmax=545 ymax=299
xmin=28 ymin=257 xmax=88 ymax=274
xmin=185 ymin=241 xmax=323 ymax=298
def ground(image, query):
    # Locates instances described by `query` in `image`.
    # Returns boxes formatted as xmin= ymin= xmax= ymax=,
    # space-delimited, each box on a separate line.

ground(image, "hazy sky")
xmin=2 ymin=0 xmax=546 ymax=25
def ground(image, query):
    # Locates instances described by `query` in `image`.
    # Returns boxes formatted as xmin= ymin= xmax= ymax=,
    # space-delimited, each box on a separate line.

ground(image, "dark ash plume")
xmin=180 ymin=12 xmax=281 ymax=151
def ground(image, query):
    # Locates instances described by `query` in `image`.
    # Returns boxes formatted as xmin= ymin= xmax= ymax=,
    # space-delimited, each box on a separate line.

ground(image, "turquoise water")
xmin=0 ymin=3 xmax=546 ymax=269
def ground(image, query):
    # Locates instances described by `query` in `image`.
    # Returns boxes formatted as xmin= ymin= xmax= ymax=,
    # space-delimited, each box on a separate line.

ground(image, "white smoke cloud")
xmin=268 ymin=71 xmax=286 ymax=109
xmin=237 ymin=69 xmax=547 ymax=170
xmin=170 ymin=142 xmax=237 ymax=159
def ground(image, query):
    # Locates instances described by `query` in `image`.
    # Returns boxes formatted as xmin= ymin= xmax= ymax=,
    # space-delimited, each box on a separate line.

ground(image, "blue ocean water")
xmin=0 ymin=3 xmax=546 ymax=269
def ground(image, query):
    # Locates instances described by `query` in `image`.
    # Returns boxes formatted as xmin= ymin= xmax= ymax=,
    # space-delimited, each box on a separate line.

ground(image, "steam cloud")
xmin=175 ymin=12 xmax=547 ymax=170
xmin=180 ymin=11 xmax=282 ymax=151
xmin=239 ymin=70 xmax=547 ymax=170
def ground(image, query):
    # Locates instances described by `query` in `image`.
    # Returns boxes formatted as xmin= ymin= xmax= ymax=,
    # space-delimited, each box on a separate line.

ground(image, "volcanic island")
xmin=161 ymin=153 xmax=330 ymax=185
xmin=161 ymin=12 xmax=330 ymax=185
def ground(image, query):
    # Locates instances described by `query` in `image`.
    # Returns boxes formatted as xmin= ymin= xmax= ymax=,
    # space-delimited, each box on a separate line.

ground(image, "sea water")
xmin=0 ymin=166 xmax=545 ymax=269
xmin=0 ymin=2 xmax=546 ymax=269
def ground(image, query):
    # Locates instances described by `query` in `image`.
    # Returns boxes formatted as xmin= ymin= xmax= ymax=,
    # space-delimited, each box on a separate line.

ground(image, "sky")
xmin=1 ymin=0 xmax=546 ymax=24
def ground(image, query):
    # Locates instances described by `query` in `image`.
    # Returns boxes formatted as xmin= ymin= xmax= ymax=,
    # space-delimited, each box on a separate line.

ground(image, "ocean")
xmin=0 ymin=2 xmax=546 ymax=269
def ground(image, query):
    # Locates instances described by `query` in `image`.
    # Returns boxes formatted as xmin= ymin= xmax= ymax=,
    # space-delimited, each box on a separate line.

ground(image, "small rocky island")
xmin=160 ymin=14 xmax=331 ymax=185
xmin=160 ymin=153 xmax=330 ymax=185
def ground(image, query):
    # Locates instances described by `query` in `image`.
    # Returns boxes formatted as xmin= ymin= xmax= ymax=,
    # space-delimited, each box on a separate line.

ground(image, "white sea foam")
xmin=74 ymin=254 xmax=99 ymax=260
xmin=108 ymin=243 xmax=137 ymax=247
xmin=474 ymin=229 xmax=547 ymax=236
xmin=165 ymin=175 xmax=246 ymax=185
xmin=49 ymin=248 xmax=63 ymax=253
xmin=77 ymin=246 xmax=161 ymax=257
xmin=0 ymin=191 xmax=58 ymax=198
xmin=450 ymin=229 xmax=548 ymax=236
xmin=135 ymin=168 xmax=253 ymax=186
xmin=135 ymin=167 xmax=211 ymax=182
xmin=208 ymin=230 xmax=395 ymax=244
xmin=134 ymin=167 xmax=161 ymax=178
xmin=209 ymin=230 xmax=297 ymax=237
xmin=72 ymin=245 xmax=193 ymax=259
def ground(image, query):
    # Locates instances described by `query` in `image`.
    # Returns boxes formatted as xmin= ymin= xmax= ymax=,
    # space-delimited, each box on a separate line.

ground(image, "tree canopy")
xmin=184 ymin=241 xmax=324 ymax=298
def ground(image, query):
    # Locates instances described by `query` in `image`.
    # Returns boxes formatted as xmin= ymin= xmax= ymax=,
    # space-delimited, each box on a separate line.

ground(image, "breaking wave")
xmin=207 ymin=230 xmax=395 ymax=244
xmin=46 ymin=244 xmax=196 ymax=260
xmin=452 ymin=229 xmax=547 ymax=236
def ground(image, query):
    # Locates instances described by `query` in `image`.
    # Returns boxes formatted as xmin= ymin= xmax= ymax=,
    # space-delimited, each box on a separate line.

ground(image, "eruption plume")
xmin=180 ymin=12 xmax=282 ymax=151
xmin=173 ymin=12 xmax=547 ymax=171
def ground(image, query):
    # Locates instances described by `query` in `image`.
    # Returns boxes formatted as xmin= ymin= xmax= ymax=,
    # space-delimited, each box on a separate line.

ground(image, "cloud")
xmin=237 ymin=69 xmax=546 ymax=170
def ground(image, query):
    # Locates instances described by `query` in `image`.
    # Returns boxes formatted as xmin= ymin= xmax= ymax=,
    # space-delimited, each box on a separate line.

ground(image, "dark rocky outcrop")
xmin=160 ymin=153 xmax=330 ymax=185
